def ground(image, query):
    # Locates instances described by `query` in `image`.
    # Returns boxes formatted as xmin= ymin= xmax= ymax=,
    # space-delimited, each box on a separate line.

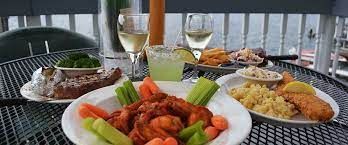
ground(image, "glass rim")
xmin=119 ymin=13 xmax=149 ymax=17
xmin=187 ymin=13 xmax=212 ymax=17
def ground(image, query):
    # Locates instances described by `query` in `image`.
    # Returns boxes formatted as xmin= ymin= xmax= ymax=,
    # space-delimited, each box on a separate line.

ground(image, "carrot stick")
xmin=145 ymin=138 xmax=164 ymax=145
xmin=80 ymin=103 xmax=110 ymax=119
xmin=139 ymin=84 xmax=153 ymax=99
xmin=204 ymin=126 xmax=220 ymax=141
xmin=78 ymin=105 xmax=100 ymax=119
xmin=163 ymin=137 xmax=178 ymax=145
xmin=211 ymin=115 xmax=228 ymax=130
xmin=143 ymin=77 xmax=160 ymax=94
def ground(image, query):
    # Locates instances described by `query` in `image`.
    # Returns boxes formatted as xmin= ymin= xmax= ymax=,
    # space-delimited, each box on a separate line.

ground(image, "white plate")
xmin=20 ymin=74 xmax=129 ymax=103
xmin=186 ymin=61 xmax=274 ymax=73
xmin=54 ymin=66 xmax=103 ymax=71
xmin=62 ymin=81 xmax=252 ymax=145
xmin=236 ymin=69 xmax=283 ymax=82
xmin=234 ymin=60 xmax=263 ymax=66
xmin=216 ymin=73 xmax=340 ymax=128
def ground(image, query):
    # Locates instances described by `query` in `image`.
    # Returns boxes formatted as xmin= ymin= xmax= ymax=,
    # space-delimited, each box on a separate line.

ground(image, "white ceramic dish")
xmin=20 ymin=74 xmax=128 ymax=103
xmin=236 ymin=69 xmax=283 ymax=82
xmin=216 ymin=73 xmax=340 ymax=128
xmin=62 ymin=81 xmax=252 ymax=145
xmin=54 ymin=66 xmax=103 ymax=78
xmin=233 ymin=59 xmax=263 ymax=66
xmin=186 ymin=60 xmax=274 ymax=73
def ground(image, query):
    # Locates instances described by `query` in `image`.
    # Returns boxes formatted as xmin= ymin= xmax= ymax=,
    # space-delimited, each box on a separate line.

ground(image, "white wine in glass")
xmin=185 ymin=30 xmax=213 ymax=49
xmin=184 ymin=14 xmax=213 ymax=83
xmin=117 ymin=14 xmax=149 ymax=79
xmin=118 ymin=31 xmax=148 ymax=53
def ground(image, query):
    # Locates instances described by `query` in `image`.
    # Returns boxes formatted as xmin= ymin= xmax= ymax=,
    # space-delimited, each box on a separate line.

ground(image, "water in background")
xmin=8 ymin=14 xmax=319 ymax=55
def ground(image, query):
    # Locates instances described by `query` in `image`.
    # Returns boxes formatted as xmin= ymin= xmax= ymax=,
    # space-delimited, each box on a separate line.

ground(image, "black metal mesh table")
xmin=0 ymin=48 xmax=348 ymax=145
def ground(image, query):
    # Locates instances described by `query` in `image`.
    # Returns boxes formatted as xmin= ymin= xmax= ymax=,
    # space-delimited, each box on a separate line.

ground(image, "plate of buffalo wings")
xmin=186 ymin=48 xmax=274 ymax=73
xmin=62 ymin=77 xmax=252 ymax=145
xmin=216 ymin=70 xmax=339 ymax=128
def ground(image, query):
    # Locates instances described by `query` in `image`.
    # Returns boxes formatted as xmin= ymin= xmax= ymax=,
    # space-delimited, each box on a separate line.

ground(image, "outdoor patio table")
xmin=0 ymin=47 xmax=347 ymax=145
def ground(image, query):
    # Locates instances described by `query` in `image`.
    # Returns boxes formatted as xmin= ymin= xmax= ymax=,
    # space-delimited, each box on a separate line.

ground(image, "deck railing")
xmin=0 ymin=0 xmax=348 ymax=79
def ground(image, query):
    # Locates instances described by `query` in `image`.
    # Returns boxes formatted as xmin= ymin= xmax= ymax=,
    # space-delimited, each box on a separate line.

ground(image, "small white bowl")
xmin=54 ymin=66 xmax=102 ymax=78
xmin=236 ymin=69 xmax=283 ymax=86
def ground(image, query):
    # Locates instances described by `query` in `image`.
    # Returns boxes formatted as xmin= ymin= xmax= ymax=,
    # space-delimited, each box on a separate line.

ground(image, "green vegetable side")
xmin=56 ymin=53 xmax=101 ymax=68
xmin=82 ymin=117 xmax=133 ymax=145
xmin=115 ymin=80 xmax=140 ymax=106
xmin=179 ymin=120 xmax=209 ymax=145
xmin=186 ymin=77 xmax=220 ymax=106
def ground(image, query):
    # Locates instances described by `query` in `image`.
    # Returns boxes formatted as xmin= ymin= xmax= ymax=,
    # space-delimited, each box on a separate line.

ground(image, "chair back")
xmin=0 ymin=26 xmax=97 ymax=63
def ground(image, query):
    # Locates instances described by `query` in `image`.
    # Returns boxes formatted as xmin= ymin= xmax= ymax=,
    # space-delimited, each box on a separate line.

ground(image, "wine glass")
xmin=117 ymin=14 xmax=149 ymax=79
xmin=184 ymin=14 xmax=213 ymax=83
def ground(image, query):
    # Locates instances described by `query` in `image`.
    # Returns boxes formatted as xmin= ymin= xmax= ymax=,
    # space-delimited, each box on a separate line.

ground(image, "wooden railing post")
xmin=45 ymin=15 xmax=53 ymax=26
xmin=242 ymin=13 xmax=250 ymax=48
xmin=332 ymin=17 xmax=345 ymax=77
xmin=296 ymin=14 xmax=306 ymax=65
xmin=222 ymin=13 xmax=230 ymax=49
xmin=261 ymin=14 xmax=269 ymax=49
xmin=69 ymin=14 xmax=76 ymax=31
xmin=93 ymin=14 xmax=100 ymax=42
xmin=181 ymin=13 xmax=187 ymax=44
xmin=18 ymin=16 xmax=25 ymax=27
xmin=0 ymin=17 xmax=3 ymax=32
xmin=317 ymin=15 xmax=336 ymax=74
xmin=313 ymin=15 xmax=326 ymax=70
xmin=26 ymin=16 xmax=41 ymax=26
xmin=279 ymin=14 xmax=288 ymax=55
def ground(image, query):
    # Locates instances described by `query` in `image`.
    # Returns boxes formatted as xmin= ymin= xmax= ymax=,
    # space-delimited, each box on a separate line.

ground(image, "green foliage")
xmin=55 ymin=53 xmax=101 ymax=68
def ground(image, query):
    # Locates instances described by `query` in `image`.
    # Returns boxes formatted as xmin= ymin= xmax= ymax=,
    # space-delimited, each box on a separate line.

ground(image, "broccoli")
xmin=73 ymin=58 xmax=95 ymax=68
xmin=56 ymin=59 xmax=74 ymax=68
xmin=90 ymin=57 xmax=101 ymax=67
xmin=67 ymin=53 xmax=90 ymax=61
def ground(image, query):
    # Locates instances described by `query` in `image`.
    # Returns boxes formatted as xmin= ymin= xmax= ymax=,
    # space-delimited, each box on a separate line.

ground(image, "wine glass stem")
xmin=129 ymin=53 xmax=137 ymax=79
xmin=192 ymin=60 xmax=199 ymax=80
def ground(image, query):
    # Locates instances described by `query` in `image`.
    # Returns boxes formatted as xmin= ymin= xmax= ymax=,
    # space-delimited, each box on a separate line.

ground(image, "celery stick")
xmin=123 ymin=80 xmax=140 ymax=103
xmin=186 ymin=77 xmax=207 ymax=103
xmin=121 ymin=87 xmax=131 ymax=105
xmin=186 ymin=131 xmax=208 ymax=145
xmin=193 ymin=81 xmax=214 ymax=105
xmin=201 ymin=83 xmax=220 ymax=106
xmin=82 ymin=118 xmax=110 ymax=144
xmin=179 ymin=120 xmax=204 ymax=141
xmin=92 ymin=118 xmax=133 ymax=145
xmin=115 ymin=87 xmax=131 ymax=105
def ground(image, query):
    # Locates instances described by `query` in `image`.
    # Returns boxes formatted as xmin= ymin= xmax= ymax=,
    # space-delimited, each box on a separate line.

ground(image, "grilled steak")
xmin=53 ymin=68 xmax=122 ymax=99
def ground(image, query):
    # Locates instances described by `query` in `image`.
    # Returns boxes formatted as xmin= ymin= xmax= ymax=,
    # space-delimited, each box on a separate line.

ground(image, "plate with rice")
xmin=216 ymin=72 xmax=339 ymax=128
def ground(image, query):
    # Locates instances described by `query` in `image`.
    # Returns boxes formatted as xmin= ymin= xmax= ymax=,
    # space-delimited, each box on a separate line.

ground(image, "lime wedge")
xmin=283 ymin=81 xmax=316 ymax=95
xmin=174 ymin=48 xmax=195 ymax=63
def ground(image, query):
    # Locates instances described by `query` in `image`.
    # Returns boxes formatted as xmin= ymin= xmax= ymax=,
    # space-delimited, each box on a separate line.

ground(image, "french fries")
xmin=199 ymin=48 xmax=230 ymax=66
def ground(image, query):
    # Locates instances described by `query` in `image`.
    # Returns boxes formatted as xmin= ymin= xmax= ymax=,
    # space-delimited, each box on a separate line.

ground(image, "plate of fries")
xmin=186 ymin=48 xmax=274 ymax=73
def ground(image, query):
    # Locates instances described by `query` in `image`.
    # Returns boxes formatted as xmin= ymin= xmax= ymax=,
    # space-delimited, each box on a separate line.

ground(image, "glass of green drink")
xmin=147 ymin=45 xmax=185 ymax=81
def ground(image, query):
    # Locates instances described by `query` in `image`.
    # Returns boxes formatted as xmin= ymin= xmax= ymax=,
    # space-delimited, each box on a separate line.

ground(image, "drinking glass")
xmin=117 ymin=14 xmax=149 ymax=79
xmin=147 ymin=45 xmax=185 ymax=81
xmin=184 ymin=14 xmax=213 ymax=83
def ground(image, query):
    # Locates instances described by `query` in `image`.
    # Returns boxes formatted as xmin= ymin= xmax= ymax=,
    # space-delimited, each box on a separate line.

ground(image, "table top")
xmin=0 ymin=48 xmax=348 ymax=145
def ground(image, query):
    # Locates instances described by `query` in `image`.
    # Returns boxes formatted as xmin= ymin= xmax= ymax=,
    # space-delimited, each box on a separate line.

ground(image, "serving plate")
xmin=235 ymin=69 xmax=283 ymax=82
xmin=54 ymin=66 xmax=103 ymax=78
xmin=234 ymin=60 xmax=263 ymax=66
xmin=62 ymin=81 xmax=252 ymax=145
xmin=20 ymin=74 xmax=128 ymax=103
xmin=216 ymin=73 xmax=340 ymax=128
xmin=186 ymin=61 xmax=274 ymax=73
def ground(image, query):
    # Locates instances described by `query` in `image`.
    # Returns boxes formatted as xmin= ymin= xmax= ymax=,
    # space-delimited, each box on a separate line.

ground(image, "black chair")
xmin=0 ymin=26 xmax=97 ymax=63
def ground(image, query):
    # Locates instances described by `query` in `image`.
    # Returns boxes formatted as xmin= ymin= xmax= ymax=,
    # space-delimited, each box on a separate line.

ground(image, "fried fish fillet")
xmin=276 ymin=72 xmax=334 ymax=121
